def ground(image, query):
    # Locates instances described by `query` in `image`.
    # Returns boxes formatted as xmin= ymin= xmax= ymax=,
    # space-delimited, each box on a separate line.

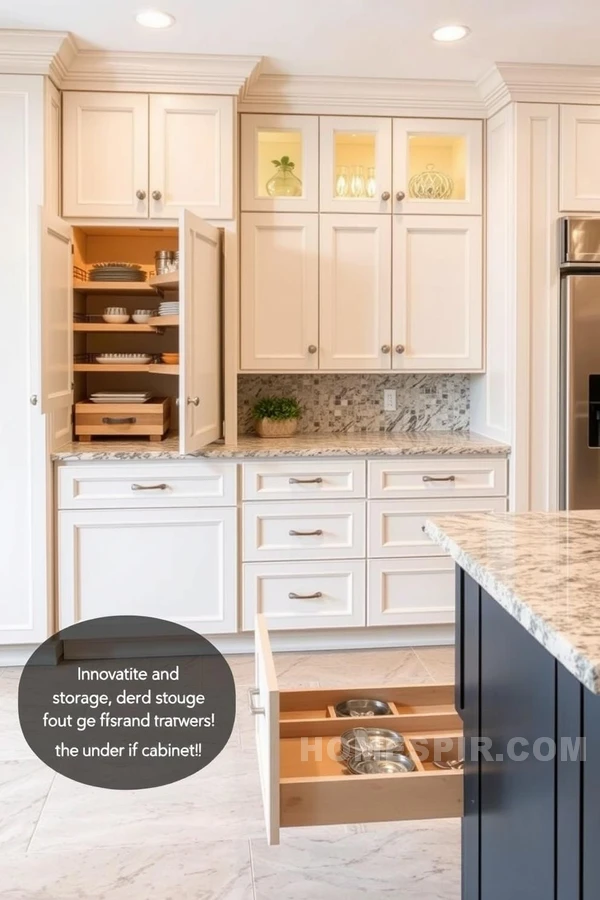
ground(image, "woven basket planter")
xmin=254 ymin=417 xmax=299 ymax=438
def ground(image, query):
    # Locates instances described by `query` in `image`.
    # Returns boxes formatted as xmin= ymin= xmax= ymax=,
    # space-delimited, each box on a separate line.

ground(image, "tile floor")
xmin=0 ymin=645 xmax=459 ymax=899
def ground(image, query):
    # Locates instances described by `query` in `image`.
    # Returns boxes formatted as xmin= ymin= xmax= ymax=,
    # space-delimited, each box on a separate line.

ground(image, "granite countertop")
xmin=52 ymin=431 xmax=510 ymax=461
xmin=425 ymin=510 xmax=600 ymax=694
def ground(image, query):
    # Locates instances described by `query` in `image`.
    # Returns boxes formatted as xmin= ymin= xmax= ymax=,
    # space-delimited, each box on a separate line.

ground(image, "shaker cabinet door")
xmin=240 ymin=213 xmax=319 ymax=370
xmin=149 ymin=95 xmax=234 ymax=220
xmin=319 ymin=116 xmax=392 ymax=214
xmin=560 ymin=105 xmax=600 ymax=212
xmin=62 ymin=92 xmax=149 ymax=218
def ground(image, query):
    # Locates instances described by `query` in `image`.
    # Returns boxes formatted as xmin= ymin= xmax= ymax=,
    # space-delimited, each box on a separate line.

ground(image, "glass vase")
xmin=266 ymin=164 xmax=303 ymax=198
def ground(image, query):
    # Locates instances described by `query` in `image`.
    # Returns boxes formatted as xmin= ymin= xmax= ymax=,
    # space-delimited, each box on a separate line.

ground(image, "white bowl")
xmin=103 ymin=314 xmax=130 ymax=324
xmin=132 ymin=313 xmax=152 ymax=324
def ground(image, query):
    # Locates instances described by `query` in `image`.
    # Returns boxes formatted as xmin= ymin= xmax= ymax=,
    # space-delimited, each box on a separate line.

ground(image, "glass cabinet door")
xmin=320 ymin=117 xmax=392 ymax=213
xmin=393 ymin=119 xmax=482 ymax=215
xmin=241 ymin=114 xmax=318 ymax=212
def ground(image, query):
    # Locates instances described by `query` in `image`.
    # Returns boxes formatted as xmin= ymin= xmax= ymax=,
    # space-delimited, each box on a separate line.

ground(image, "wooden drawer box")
xmin=243 ymin=460 xmax=366 ymax=501
xmin=253 ymin=616 xmax=463 ymax=845
xmin=243 ymin=560 xmax=365 ymax=631
xmin=75 ymin=398 xmax=171 ymax=441
xmin=57 ymin=462 xmax=238 ymax=510
xmin=243 ymin=500 xmax=366 ymax=562
xmin=368 ymin=457 xmax=508 ymax=499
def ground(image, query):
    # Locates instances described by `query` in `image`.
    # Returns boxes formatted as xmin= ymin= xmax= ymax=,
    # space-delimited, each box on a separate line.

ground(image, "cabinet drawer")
xmin=243 ymin=500 xmax=366 ymax=562
xmin=369 ymin=497 xmax=507 ymax=558
xmin=243 ymin=460 xmax=366 ymax=501
xmin=57 ymin=463 xmax=238 ymax=509
xmin=368 ymin=557 xmax=455 ymax=627
xmin=253 ymin=616 xmax=463 ymax=845
xmin=368 ymin=458 xmax=507 ymax=499
xmin=243 ymin=561 xmax=365 ymax=631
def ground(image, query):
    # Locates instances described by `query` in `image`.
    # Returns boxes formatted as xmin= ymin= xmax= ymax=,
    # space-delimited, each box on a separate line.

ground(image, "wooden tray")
xmin=75 ymin=397 xmax=171 ymax=441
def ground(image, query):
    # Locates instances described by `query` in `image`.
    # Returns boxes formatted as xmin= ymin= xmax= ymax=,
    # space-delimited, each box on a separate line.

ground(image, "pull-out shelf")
xmin=254 ymin=615 xmax=463 ymax=845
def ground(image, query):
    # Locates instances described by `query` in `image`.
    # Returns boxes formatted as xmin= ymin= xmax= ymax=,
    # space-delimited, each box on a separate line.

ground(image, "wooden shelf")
xmin=147 ymin=315 xmax=179 ymax=327
xmin=73 ymin=323 xmax=161 ymax=333
xmin=149 ymin=272 xmax=179 ymax=291
xmin=73 ymin=364 xmax=179 ymax=375
xmin=73 ymin=281 xmax=156 ymax=296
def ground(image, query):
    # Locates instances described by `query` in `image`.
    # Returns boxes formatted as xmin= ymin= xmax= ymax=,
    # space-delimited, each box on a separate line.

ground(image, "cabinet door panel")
xmin=63 ymin=92 xmax=149 ymax=218
xmin=240 ymin=213 xmax=319 ymax=370
xmin=40 ymin=212 xmax=72 ymax=414
xmin=320 ymin=214 xmax=391 ymax=370
xmin=560 ymin=105 xmax=600 ymax=211
xmin=392 ymin=215 xmax=482 ymax=371
xmin=368 ymin=557 xmax=455 ymax=626
xmin=59 ymin=507 xmax=237 ymax=633
xmin=149 ymin=95 xmax=233 ymax=220
xmin=320 ymin=116 xmax=392 ymax=214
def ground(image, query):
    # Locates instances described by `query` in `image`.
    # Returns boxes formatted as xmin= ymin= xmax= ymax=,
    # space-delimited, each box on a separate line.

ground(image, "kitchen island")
xmin=425 ymin=510 xmax=600 ymax=900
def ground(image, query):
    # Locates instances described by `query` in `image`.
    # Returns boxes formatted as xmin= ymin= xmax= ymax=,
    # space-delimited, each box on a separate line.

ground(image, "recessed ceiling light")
xmin=432 ymin=24 xmax=470 ymax=42
xmin=135 ymin=9 xmax=175 ymax=29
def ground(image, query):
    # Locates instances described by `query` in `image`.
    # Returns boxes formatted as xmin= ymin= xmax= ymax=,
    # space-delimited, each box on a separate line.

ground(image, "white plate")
xmin=96 ymin=356 xmax=152 ymax=365
xmin=89 ymin=397 xmax=153 ymax=404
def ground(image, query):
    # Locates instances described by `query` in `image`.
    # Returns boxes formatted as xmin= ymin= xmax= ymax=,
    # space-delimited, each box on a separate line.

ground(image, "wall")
xmin=238 ymin=373 xmax=469 ymax=433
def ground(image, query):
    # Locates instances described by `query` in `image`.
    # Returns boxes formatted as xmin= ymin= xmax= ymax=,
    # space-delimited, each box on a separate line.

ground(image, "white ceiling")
xmin=1 ymin=0 xmax=600 ymax=81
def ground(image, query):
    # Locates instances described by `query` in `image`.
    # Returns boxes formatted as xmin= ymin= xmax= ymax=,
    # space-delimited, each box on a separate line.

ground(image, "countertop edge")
xmin=424 ymin=519 xmax=600 ymax=695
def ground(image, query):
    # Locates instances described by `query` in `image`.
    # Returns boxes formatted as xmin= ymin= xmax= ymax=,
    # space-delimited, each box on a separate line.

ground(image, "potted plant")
xmin=251 ymin=396 xmax=302 ymax=438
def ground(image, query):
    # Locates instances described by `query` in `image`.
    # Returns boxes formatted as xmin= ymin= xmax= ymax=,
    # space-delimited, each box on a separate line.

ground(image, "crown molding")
xmin=239 ymin=73 xmax=487 ymax=117
xmin=0 ymin=30 xmax=76 ymax=84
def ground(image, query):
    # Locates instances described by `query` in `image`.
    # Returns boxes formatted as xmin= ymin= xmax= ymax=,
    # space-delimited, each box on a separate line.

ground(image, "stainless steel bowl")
xmin=335 ymin=698 xmax=392 ymax=717
xmin=340 ymin=727 xmax=405 ymax=757
xmin=346 ymin=752 xmax=415 ymax=775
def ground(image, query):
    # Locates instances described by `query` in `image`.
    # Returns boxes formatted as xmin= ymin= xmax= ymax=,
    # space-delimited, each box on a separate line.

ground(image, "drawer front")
xmin=368 ymin=497 xmax=507 ymax=558
xmin=58 ymin=463 xmax=238 ymax=509
xmin=243 ymin=500 xmax=366 ymax=562
xmin=368 ymin=457 xmax=508 ymax=499
xmin=243 ymin=460 xmax=366 ymax=501
xmin=368 ymin=557 xmax=455 ymax=626
xmin=243 ymin=561 xmax=365 ymax=631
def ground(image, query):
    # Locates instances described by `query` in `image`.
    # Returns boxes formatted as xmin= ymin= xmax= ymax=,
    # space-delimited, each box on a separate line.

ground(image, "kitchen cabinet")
xmin=241 ymin=114 xmax=318 ymax=212
xmin=367 ymin=556 xmax=456 ymax=626
xmin=44 ymin=79 xmax=61 ymax=218
xmin=63 ymin=92 xmax=234 ymax=220
xmin=59 ymin=505 xmax=237 ymax=633
xmin=560 ymin=105 xmax=600 ymax=211
xmin=392 ymin=215 xmax=483 ymax=371
xmin=393 ymin=118 xmax=482 ymax=216
xmin=319 ymin=116 xmax=392 ymax=213
xmin=319 ymin=214 xmax=392 ymax=370
xmin=240 ymin=213 xmax=319 ymax=370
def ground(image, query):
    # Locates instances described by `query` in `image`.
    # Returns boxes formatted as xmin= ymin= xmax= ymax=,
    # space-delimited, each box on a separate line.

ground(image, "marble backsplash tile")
xmin=237 ymin=373 xmax=470 ymax=433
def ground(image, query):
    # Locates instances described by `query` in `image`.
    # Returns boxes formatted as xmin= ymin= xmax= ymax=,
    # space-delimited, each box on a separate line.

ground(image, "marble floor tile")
xmin=30 ymin=744 xmax=265 ymax=852
xmin=251 ymin=819 xmax=461 ymax=899
xmin=270 ymin=647 xmax=433 ymax=687
xmin=0 ymin=760 xmax=55 ymax=854
xmin=413 ymin=646 xmax=455 ymax=684
xmin=0 ymin=675 xmax=36 ymax=760
xmin=0 ymin=839 xmax=254 ymax=900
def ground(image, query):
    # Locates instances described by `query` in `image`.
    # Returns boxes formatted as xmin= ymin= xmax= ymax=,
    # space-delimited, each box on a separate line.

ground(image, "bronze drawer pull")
xmin=289 ymin=529 xmax=323 ymax=537
xmin=289 ymin=477 xmax=323 ymax=485
xmin=422 ymin=475 xmax=456 ymax=483
xmin=131 ymin=483 xmax=169 ymax=491
xmin=289 ymin=591 xmax=323 ymax=600
xmin=102 ymin=416 xmax=136 ymax=425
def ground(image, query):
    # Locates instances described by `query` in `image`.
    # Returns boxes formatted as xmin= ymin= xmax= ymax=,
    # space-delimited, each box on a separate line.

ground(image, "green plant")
xmin=271 ymin=155 xmax=296 ymax=170
xmin=251 ymin=396 xmax=302 ymax=421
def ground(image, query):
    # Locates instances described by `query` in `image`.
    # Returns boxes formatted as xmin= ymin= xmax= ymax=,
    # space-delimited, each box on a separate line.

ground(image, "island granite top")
xmin=52 ymin=431 xmax=509 ymax=461
xmin=425 ymin=510 xmax=600 ymax=695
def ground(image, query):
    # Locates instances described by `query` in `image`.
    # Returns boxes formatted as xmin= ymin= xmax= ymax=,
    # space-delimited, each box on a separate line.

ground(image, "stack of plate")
xmin=89 ymin=263 xmax=147 ymax=283
xmin=89 ymin=392 xmax=153 ymax=404
xmin=96 ymin=353 xmax=152 ymax=365
xmin=158 ymin=301 xmax=180 ymax=317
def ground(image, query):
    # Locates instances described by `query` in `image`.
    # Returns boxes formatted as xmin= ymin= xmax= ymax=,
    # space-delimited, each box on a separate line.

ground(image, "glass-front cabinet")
xmin=393 ymin=119 xmax=482 ymax=215
xmin=320 ymin=117 xmax=392 ymax=213
xmin=241 ymin=114 xmax=318 ymax=212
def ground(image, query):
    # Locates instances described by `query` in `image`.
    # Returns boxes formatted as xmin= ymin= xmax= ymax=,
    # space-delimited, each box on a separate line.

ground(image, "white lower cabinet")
xmin=243 ymin=560 xmax=365 ymax=631
xmin=367 ymin=557 xmax=455 ymax=626
xmin=59 ymin=506 xmax=237 ymax=633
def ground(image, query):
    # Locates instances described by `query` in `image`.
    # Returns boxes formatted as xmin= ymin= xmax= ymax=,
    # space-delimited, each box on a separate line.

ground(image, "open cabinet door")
xmin=40 ymin=212 xmax=73 ymax=414
xmin=179 ymin=210 xmax=222 ymax=453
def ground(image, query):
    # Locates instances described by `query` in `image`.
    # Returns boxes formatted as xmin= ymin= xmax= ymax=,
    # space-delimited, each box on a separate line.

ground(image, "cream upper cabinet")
xmin=149 ymin=95 xmax=233 ymax=219
xmin=240 ymin=213 xmax=319 ymax=370
xmin=63 ymin=92 xmax=234 ymax=220
xmin=560 ymin=105 xmax=600 ymax=211
xmin=320 ymin=117 xmax=392 ymax=213
xmin=392 ymin=216 xmax=483 ymax=371
xmin=319 ymin=214 xmax=392 ymax=370
xmin=393 ymin=119 xmax=482 ymax=216
xmin=44 ymin=79 xmax=61 ymax=217
xmin=241 ymin=114 xmax=318 ymax=212
xmin=63 ymin=92 xmax=149 ymax=218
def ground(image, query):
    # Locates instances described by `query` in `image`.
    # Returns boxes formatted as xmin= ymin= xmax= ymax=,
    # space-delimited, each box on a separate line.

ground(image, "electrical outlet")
xmin=384 ymin=389 xmax=397 ymax=412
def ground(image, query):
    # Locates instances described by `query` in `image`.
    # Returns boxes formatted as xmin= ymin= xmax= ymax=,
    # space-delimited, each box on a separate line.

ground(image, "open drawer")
xmin=253 ymin=615 xmax=463 ymax=845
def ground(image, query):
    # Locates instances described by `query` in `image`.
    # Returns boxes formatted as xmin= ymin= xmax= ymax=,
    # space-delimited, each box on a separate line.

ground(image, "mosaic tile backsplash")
xmin=238 ymin=374 xmax=470 ymax=434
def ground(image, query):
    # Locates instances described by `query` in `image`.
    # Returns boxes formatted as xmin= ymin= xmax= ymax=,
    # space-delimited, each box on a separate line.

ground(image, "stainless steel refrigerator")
xmin=560 ymin=217 xmax=600 ymax=509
